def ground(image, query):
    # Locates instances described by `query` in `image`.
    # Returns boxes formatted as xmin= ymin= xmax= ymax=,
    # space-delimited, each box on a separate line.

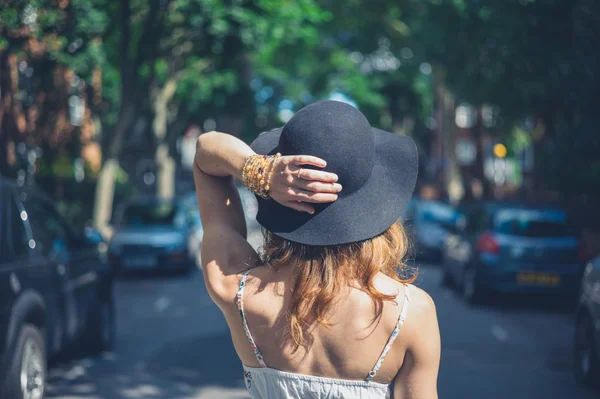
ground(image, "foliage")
xmin=404 ymin=0 xmax=600 ymax=194
xmin=2 ymin=0 xmax=599 ymax=200
xmin=0 ymin=0 xmax=109 ymax=180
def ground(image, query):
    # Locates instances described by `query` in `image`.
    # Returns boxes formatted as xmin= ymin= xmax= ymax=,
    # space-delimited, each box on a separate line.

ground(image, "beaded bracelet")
xmin=242 ymin=153 xmax=281 ymax=199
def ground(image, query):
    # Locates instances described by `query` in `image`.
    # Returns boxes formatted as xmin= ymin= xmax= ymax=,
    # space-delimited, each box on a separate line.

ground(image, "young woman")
xmin=193 ymin=100 xmax=440 ymax=398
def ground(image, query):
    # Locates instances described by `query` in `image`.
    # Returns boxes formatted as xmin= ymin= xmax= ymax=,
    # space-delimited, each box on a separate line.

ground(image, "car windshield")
xmin=120 ymin=202 xmax=178 ymax=227
xmin=493 ymin=208 xmax=573 ymax=237
xmin=419 ymin=202 xmax=456 ymax=225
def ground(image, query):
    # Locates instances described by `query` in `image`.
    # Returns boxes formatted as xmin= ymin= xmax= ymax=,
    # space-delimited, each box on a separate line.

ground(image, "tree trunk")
xmin=439 ymin=86 xmax=462 ymax=204
xmin=92 ymin=0 xmax=134 ymax=233
xmin=92 ymin=103 xmax=135 ymax=232
xmin=153 ymin=78 xmax=178 ymax=199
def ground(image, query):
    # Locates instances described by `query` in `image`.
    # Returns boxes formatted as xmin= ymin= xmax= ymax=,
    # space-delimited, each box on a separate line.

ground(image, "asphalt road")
xmin=46 ymin=237 xmax=599 ymax=398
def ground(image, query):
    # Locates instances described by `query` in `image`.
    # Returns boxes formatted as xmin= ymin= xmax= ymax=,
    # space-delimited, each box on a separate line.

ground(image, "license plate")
xmin=124 ymin=256 xmax=157 ymax=268
xmin=516 ymin=272 xmax=560 ymax=286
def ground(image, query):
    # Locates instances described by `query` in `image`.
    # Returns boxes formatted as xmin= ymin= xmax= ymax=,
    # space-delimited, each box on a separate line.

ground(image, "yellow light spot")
xmin=493 ymin=143 xmax=507 ymax=158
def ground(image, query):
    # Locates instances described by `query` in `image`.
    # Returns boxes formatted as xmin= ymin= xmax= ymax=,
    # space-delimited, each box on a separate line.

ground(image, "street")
xmin=46 ymin=237 xmax=598 ymax=399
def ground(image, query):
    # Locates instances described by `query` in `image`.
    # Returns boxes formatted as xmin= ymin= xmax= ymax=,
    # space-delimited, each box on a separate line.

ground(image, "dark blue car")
xmin=442 ymin=201 xmax=585 ymax=304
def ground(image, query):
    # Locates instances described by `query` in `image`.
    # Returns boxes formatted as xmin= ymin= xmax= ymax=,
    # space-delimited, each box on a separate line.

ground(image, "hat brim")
xmin=250 ymin=127 xmax=418 ymax=245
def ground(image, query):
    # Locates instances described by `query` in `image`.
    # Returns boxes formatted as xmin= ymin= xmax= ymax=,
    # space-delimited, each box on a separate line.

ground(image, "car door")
xmin=54 ymin=210 xmax=104 ymax=334
xmin=18 ymin=191 xmax=84 ymax=341
xmin=3 ymin=187 xmax=67 ymax=356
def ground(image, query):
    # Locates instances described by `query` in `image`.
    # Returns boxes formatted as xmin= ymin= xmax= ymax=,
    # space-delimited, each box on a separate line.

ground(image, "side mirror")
xmin=84 ymin=227 xmax=105 ymax=245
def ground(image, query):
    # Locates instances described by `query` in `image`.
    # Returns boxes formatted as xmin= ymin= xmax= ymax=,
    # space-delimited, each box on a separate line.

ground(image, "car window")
xmin=22 ymin=193 xmax=72 ymax=256
xmin=9 ymin=192 xmax=31 ymax=259
xmin=493 ymin=208 xmax=574 ymax=237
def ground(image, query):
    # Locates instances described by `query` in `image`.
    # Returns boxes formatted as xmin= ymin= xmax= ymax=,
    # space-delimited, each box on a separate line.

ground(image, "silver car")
xmin=108 ymin=197 xmax=199 ymax=274
xmin=574 ymin=254 xmax=600 ymax=387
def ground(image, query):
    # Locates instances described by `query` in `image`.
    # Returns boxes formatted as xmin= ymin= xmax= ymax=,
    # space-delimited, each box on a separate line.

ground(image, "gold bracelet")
xmin=242 ymin=153 xmax=280 ymax=199
xmin=264 ymin=153 xmax=281 ymax=192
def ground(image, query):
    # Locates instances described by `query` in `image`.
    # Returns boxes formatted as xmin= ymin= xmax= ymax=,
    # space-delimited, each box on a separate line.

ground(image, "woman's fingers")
xmin=285 ymin=201 xmax=315 ymax=214
xmin=296 ymin=168 xmax=338 ymax=183
xmin=271 ymin=155 xmax=340 ymax=213
xmin=293 ymin=179 xmax=342 ymax=194
xmin=285 ymin=187 xmax=338 ymax=203
xmin=288 ymin=155 xmax=327 ymax=168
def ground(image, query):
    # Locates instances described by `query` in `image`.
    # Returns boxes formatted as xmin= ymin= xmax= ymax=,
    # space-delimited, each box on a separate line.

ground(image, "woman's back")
xmin=230 ymin=265 xmax=411 ymax=383
xmin=218 ymin=262 xmax=438 ymax=399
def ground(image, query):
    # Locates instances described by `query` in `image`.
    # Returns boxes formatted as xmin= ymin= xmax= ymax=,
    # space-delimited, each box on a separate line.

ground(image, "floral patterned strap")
xmin=237 ymin=270 xmax=267 ymax=367
xmin=365 ymin=284 xmax=411 ymax=382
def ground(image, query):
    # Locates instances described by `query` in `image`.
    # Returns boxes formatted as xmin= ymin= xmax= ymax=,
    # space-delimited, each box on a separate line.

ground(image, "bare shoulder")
xmin=404 ymin=284 xmax=440 ymax=355
xmin=392 ymin=285 xmax=441 ymax=398
xmin=407 ymin=285 xmax=437 ymax=320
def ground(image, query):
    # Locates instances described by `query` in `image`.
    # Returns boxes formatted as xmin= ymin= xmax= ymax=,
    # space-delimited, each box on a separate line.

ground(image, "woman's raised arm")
xmin=193 ymin=131 xmax=341 ymax=306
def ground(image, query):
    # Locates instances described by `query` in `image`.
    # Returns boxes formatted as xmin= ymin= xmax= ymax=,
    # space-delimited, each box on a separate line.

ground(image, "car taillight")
xmin=477 ymin=232 xmax=500 ymax=255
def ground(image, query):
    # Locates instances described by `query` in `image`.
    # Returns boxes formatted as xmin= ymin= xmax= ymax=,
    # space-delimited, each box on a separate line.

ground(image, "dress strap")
xmin=236 ymin=269 xmax=267 ymax=367
xmin=365 ymin=284 xmax=411 ymax=382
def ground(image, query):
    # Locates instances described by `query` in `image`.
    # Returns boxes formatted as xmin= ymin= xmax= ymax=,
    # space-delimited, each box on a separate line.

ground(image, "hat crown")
xmin=278 ymin=101 xmax=375 ymax=194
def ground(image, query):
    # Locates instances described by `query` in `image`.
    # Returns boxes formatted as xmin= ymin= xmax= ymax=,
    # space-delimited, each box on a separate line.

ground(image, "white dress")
xmin=236 ymin=270 xmax=411 ymax=399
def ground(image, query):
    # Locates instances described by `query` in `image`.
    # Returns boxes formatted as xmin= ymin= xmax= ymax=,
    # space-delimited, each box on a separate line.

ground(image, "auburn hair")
xmin=259 ymin=220 xmax=415 ymax=351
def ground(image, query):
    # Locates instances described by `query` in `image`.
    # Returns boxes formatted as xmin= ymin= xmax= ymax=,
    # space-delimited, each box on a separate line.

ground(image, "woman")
xmin=193 ymin=101 xmax=440 ymax=398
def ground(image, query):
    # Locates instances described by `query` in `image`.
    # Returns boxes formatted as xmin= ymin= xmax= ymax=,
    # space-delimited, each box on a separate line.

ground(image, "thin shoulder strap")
xmin=236 ymin=269 xmax=267 ymax=367
xmin=365 ymin=284 xmax=411 ymax=382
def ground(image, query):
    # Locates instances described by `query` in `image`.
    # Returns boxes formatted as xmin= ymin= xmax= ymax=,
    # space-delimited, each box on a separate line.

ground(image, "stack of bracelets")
xmin=242 ymin=153 xmax=281 ymax=199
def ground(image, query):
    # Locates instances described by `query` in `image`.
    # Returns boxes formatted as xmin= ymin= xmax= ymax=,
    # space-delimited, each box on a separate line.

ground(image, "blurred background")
xmin=1 ymin=0 xmax=600 ymax=398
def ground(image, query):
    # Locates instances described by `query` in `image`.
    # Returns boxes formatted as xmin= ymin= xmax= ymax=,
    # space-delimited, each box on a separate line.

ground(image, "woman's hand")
xmin=268 ymin=155 xmax=342 ymax=214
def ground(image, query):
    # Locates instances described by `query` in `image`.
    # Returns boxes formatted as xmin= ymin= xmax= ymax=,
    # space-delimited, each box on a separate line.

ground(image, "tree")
xmin=404 ymin=0 xmax=600 ymax=196
xmin=0 ymin=0 xmax=107 ymax=190
xmin=92 ymin=0 xmax=334 ymax=228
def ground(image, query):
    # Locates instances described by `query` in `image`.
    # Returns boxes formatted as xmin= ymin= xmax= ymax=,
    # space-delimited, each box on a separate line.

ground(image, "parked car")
xmin=441 ymin=201 xmax=584 ymax=304
xmin=404 ymin=198 xmax=458 ymax=261
xmin=574 ymin=255 xmax=600 ymax=387
xmin=108 ymin=197 xmax=200 ymax=275
xmin=0 ymin=178 xmax=115 ymax=399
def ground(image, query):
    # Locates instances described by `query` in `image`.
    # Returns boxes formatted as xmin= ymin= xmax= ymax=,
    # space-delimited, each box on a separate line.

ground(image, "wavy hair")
xmin=260 ymin=221 xmax=415 ymax=351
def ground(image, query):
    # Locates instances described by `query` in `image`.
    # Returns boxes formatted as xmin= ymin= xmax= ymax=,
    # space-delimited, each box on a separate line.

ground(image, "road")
xmin=46 ymin=237 xmax=598 ymax=398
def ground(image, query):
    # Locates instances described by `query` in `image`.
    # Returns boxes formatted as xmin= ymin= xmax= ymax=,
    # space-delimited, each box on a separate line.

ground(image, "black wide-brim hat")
xmin=250 ymin=100 xmax=418 ymax=246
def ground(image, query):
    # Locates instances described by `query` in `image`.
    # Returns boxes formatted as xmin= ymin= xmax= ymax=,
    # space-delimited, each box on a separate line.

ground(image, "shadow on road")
xmin=47 ymin=333 xmax=247 ymax=399
xmin=145 ymin=333 xmax=246 ymax=389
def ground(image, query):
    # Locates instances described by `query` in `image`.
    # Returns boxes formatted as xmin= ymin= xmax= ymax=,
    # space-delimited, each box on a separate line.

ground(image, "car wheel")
xmin=574 ymin=311 xmax=600 ymax=387
xmin=463 ymin=267 xmax=483 ymax=305
xmin=1 ymin=324 xmax=46 ymax=399
xmin=82 ymin=292 xmax=116 ymax=355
